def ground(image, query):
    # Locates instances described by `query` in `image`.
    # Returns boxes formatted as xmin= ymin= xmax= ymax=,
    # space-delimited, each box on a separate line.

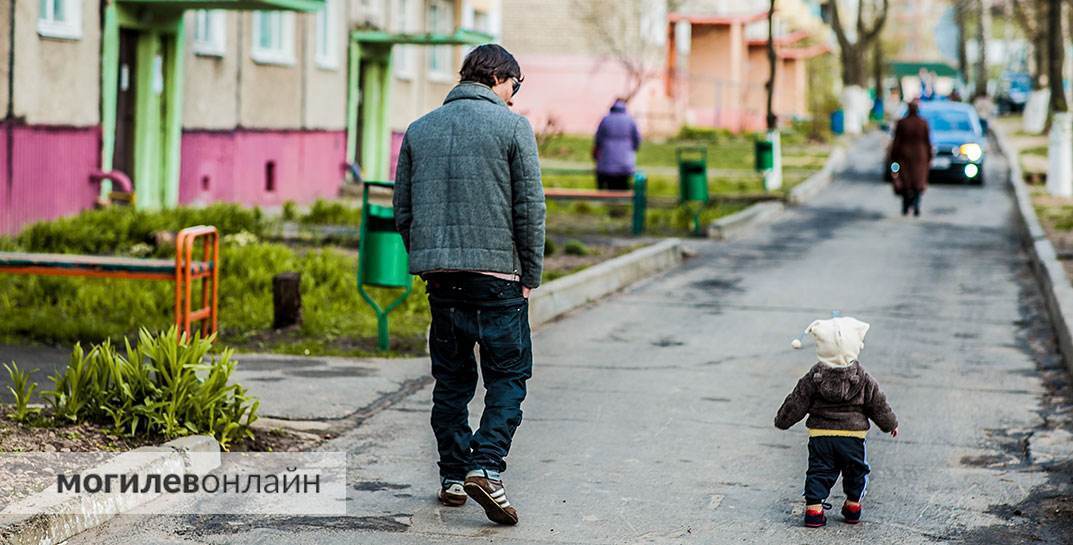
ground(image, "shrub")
xmin=301 ymin=199 xmax=361 ymax=227
xmin=563 ymin=239 xmax=590 ymax=256
xmin=544 ymin=238 xmax=557 ymax=257
xmin=282 ymin=201 xmax=299 ymax=222
xmin=42 ymin=328 xmax=259 ymax=449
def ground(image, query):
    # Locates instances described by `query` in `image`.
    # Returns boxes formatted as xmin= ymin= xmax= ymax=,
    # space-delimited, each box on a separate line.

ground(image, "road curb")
xmin=706 ymin=135 xmax=856 ymax=240
xmin=707 ymin=201 xmax=785 ymax=240
xmin=787 ymin=142 xmax=851 ymax=205
xmin=994 ymin=124 xmax=1073 ymax=376
xmin=0 ymin=435 xmax=220 ymax=545
xmin=528 ymin=238 xmax=685 ymax=327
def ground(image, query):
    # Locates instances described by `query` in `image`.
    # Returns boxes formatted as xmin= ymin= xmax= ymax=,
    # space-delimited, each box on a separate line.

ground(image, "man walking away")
xmin=393 ymin=44 xmax=545 ymax=526
xmin=593 ymin=98 xmax=641 ymax=190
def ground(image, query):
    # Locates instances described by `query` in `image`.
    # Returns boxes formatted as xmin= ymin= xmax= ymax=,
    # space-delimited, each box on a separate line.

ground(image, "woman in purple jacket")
xmin=593 ymin=99 xmax=641 ymax=190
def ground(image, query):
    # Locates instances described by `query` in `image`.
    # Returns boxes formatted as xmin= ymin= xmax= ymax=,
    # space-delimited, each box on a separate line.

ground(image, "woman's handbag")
xmin=890 ymin=162 xmax=905 ymax=196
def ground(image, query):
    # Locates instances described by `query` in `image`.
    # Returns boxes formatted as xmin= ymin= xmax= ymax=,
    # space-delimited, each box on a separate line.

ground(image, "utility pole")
xmin=763 ymin=0 xmax=782 ymax=191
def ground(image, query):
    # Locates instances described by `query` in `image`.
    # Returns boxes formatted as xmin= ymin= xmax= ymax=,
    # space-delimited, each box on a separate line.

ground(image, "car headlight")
xmin=959 ymin=143 xmax=983 ymax=162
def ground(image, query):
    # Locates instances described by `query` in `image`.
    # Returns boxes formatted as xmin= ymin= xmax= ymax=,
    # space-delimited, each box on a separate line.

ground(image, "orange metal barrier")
xmin=0 ymin=226 xmax=219 ymax=339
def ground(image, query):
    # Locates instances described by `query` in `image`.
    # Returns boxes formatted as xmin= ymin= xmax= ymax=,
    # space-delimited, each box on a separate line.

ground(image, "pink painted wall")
xmin=179 ymin=129 xmax=347 ymax=207
xmin=389 ymin=131 xmax=404 ymax=182
xmin=0 ymin=124 xmax=101 ymax=235
xmin=509 ymin=54 xmax=666 ymax=137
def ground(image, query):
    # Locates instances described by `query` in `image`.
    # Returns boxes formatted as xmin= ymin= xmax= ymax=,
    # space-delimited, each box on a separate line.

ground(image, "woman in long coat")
xmin=891 ymin=101 xmax=932 ymax=217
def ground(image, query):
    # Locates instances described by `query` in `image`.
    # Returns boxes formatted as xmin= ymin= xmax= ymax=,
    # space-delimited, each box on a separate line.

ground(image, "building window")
xmin=37 ymin=0 xmax=81 ymax=40
xmin=251 ymin=11 xmax=295 ymax=65
xmin=192 ymin=10 xmax=226 ymax=56
xmin=314 ymin=0 xmax=338 ymax=68
xmin=426 ymin=0 xmax=453 ymax=80
xmin=393 ymin=0 xmax=417 ymax=79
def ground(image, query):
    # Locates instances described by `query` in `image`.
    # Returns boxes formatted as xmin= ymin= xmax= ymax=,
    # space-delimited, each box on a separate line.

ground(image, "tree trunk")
xmin=1034 ymin=40 xmax=1046 ymax=90
xmin=1049 ymin=0 xmax=1068 ymax=112
xmin=272 ymin=272 xmax=303 ymax=329
xmin=766 ymin=0 xmax=778 ymax=130
xmin=955 ymin=0 xmax=970 ymax=82
xmin=841 ymin=46 xmax=866 ymax=87
xmin=974 ymin=0 xmax=989 ymax=98
xmin=872 ymin=39 xmax=884 ymax=104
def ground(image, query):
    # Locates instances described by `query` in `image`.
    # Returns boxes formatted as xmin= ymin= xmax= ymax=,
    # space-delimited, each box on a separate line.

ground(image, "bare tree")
xmin=974 ymin=0 xmax=989 ymax=98
xmin=829 ymin=0 xmax=891 ymax=87
xmin=766 ymin=0 xmax=778 ymax=130
xmin=1048 ymin=0 xmax=1067 ymax=112
xmin=1011 ymin=0 xmax=1046 ymax=88
xmin=574 ymin=0 xmax=669 ymax=102
xmin=953 ymin=0 xmax=970 ymax=83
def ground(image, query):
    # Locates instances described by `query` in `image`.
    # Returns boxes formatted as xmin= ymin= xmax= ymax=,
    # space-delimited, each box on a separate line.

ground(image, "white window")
xmin=426 ymin=0 xmax=454 ymax=81
xmin=251 ymin=11 xmax=295 ymax=65
xmin=37 ymin=0 xmax=81 ymax=40
xmin=192 ymin=10 xmax=226 ymax=56
xmin=314 ymin=0 xmax=338 ymax=68
xmin=393 ymin=0 xmax=417 ymax=79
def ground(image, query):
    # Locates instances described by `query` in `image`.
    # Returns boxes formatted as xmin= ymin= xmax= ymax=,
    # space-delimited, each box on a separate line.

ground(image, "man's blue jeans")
xmin=425 ymin=273 xmax=533 ymax=481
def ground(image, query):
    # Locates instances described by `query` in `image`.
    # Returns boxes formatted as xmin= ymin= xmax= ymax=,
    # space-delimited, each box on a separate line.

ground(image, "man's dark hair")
xmin=459 ymin=44 xmax=522 ymax=87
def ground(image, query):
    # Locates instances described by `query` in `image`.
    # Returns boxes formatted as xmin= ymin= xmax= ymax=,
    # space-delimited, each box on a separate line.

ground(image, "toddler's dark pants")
xmin=804 ymin=436 xmax=870 ymax=504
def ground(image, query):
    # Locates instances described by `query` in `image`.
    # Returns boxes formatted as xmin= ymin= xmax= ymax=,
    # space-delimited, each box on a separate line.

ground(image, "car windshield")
xmin=921 ymin=109 xmax=974 ymax=132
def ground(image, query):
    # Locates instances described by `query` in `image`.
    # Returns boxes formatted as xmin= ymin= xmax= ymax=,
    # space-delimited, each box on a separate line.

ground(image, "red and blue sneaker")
xmin=804 ymin=502 xmax=831 ymax=528
xmin=841 ymin=501 xmax=862 ymax=524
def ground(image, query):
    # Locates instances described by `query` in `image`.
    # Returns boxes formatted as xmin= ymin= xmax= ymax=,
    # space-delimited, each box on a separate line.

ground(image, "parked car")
xmin=996 ymin=72 xmax=1032 ymax=115
xmin=886 ymin=101 xmax=987 ymax=185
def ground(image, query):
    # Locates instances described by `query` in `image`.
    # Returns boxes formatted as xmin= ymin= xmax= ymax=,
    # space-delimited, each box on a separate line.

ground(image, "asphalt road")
xmin=67 ymin=133 xmax=1073 ymax=544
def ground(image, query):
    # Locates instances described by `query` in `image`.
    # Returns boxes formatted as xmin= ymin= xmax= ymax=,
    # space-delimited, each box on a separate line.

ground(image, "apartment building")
xmin=0 ymin=0 xmax=498 ymax=233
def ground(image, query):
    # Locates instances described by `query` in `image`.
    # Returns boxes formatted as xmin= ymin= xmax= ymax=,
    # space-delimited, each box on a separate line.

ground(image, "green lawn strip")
xmin=0 ymin=205 xmax=639 ymax=358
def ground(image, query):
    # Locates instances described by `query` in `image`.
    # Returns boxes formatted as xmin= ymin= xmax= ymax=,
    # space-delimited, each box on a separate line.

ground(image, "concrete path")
xmin=66 ymin=134 xmax=1073 ymax=544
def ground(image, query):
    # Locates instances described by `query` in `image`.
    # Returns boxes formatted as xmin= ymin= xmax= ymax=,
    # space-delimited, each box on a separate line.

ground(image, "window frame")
xmin=392 ymin=0 xmax=417 ymax=80
xmin=251 ymin=10 xmax=296 ymax=66
xmin=426 ymin=0 xmax=454 ymax=82
xmin=314 ymin=0 xmax=338 ymax=69
xmin=192 ymin=10 xmax=227 ymax=57
xmin=37 ymin=0 xmax=82 ymax=40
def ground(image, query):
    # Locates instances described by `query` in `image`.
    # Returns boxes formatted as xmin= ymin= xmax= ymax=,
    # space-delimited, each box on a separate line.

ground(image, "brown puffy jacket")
xmin=774 ymin=361 xmax=898 ymax=433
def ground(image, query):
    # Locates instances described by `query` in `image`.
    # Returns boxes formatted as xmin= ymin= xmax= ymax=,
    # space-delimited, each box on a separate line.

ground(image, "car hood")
xmin=932 ymin=131 xmax=983 ymax=150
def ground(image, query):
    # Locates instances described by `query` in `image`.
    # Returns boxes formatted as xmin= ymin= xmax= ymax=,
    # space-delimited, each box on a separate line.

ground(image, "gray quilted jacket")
xmin=393 ymin=82 xmax=546 ymax=288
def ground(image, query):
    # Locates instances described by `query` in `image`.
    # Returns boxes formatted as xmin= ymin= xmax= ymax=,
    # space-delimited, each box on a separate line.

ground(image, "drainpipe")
xmin=5 ymin=0 xmax=15 ymax=202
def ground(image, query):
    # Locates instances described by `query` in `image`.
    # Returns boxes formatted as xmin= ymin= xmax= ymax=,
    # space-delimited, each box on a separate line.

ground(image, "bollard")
xmin=272 ymin=272 xmax=302 ymax=329
xmin=632 ymin=172 xmax=647 ymax=236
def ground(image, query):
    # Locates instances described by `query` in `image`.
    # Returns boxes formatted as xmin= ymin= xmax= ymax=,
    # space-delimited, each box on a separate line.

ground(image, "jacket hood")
xmin=610 ymin=100 xmax=628 ymax=113
xmin=444 ymin=82 xmax=506 ymax=107
xmin=810 ymin=361 xmax=866 ymax=403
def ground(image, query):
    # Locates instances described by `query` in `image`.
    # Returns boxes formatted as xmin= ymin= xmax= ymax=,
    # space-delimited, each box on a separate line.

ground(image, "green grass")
xmin=545 ymin=200 xmax=748 ymax=237
xmin=0 ymin=207 xmax=430 ymax=357
xmin=1036 ymin=204 xmax=1073 ymax=231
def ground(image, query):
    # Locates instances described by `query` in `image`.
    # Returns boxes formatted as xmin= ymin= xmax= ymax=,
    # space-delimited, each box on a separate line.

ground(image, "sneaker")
xmin=841 ymin=501 xmax=862 ymax=524
xmin=804 ymin=502 xmax=831 ymax=528
xmin=463 ymin=469 xmax=518 ymax=525
xmin=437 ymin=480 xmax=467 ymax=507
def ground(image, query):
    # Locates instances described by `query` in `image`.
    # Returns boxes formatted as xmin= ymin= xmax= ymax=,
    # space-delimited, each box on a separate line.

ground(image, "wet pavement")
xmin=61 ymin=133 xmax=1073 ymax=543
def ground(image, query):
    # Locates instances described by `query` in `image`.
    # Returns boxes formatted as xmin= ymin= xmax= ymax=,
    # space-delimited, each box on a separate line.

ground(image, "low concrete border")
xmin=707 ymin=201 xmax=785 ymax=240
xmin=994 ymin=125 xmax=1073 ymax=375
xmin=0 ymin=435 xmax=220 ymax=545
xmin=787 ymin=143 xmax=851 ymax=205
xmin=528 ymin=238 xmax=685 ymax=326
xmin=706 ymin=136 xmax=855 ymax=240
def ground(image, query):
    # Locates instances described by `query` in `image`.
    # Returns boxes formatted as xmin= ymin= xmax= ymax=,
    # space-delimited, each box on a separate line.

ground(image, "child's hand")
xmin=890 ymin=427 xmax=899 ymax=438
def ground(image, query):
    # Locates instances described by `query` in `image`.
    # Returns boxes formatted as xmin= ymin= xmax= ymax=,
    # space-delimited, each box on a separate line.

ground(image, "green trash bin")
xmin=360 ymin=205 xmax=410 ymax=288
xmin=358 ymin=181 xmax=414 ymax=350
xmin=755 ymin=139 xmax=774 ymax=171
xmin=676 ymin=147 xmax=709 ymax=204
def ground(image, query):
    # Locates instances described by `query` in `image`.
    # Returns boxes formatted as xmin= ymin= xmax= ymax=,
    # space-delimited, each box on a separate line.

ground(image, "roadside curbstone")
xmin=706 ymin=134 xmax=856 ymax=240
xmin=707 ymin=201 xmax=785 ymax=240
xmin=528 ymin=238 xmax=686 ymax=327
xmin=994 ymin=124 xmax=1073 ymax=376
xmin=0 ymin=435 xmax=221 ymax=545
